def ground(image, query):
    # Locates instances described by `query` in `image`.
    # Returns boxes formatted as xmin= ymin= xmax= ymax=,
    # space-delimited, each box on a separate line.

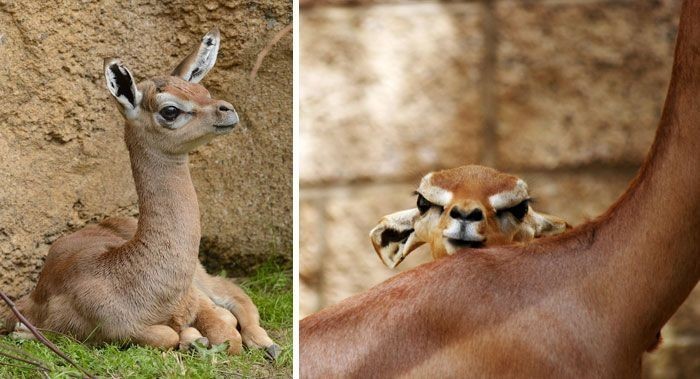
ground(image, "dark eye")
xmin=159 ymin=106 xmax=181 ymax=121
xmin=497 ymin=199 xmax=530 ymax=220
xmin=416 ymin=194 xmax=444 ymax=214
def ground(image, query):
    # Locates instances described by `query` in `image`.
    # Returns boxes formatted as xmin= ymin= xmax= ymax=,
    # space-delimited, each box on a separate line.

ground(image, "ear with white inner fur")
xmin=104 ymin=58 xmax=142 ymax=117
xmin=369 ymin=208 xmax=425 ymax=268
xmin=528 ymin=209 xmax=571 ymax=237
xmin=172 ymin=27 xmax=221 ymax=83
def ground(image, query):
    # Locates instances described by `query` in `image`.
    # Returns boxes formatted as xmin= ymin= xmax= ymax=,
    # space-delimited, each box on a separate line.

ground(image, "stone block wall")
xmin=0 ymin=0 xmax=292 ymax=297
xmin=300 ymin=0 xmax=699 ymax=376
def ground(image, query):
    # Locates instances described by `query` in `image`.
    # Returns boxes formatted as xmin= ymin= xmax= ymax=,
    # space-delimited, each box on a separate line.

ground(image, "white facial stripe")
xmin=154 ymin=112 xmax=193 ymax=130
xmin=155 ymin=93 xmax=197 ymax=113
xmin=488 ymin=179 xmax=529 ymax=210
xmin=153 ymin=93 xmax=198 ymax=129
xmin=417 ymin=173 xmax=453 ymax=206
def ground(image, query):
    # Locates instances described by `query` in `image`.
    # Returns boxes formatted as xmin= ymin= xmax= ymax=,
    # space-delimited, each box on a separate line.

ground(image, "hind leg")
xmin=3 ymin=295 xmax=40 ymax=339
xmin=131 ymin=325 xmax=179 ymax=350
xmin=193 ymin=297 xmax=242 ymax=355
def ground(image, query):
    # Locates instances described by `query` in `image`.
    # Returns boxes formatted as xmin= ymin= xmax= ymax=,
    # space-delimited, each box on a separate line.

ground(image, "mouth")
xmin=446 ymin=238 xmax=485 ymax=249
xmin=214 ymin=124 xmax=236 ymax=132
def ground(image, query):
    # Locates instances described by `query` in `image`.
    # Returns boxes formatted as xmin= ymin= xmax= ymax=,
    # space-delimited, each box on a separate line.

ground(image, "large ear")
xmin=104 ymin=58 xmax=142 ymax=117
xmin=171 ymin=27 xmax=221 ymax=83
xmin=369 ymin=208 xmax=425 ymax=269
xmin=529 ymin=209 xmax=571 ymax=237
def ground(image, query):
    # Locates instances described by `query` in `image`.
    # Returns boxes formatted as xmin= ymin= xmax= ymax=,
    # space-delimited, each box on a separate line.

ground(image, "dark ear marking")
xmin=380 ymin=228 xmax=414 ymax=248
xmin=188 ymin=67 xmax=201 ymax=82
xmin=109 ymin=64 xmax=135 ymax=108
xmin=171 ymin=27 xmax=220 ymax=83
xmin=104 ymin=58 xmax=141 ymax=116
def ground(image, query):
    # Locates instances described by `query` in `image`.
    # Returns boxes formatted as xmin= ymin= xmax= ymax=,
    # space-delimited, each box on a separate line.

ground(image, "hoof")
xmin=179 ymin=336 xmax=210 ymax=351
xmin=265 ymin=344 xmax=281 ymax=361
xmin=193 ymin=337 xmax=210 ymax=349
xmin=9 ymin=323 xmax=35 ymax=340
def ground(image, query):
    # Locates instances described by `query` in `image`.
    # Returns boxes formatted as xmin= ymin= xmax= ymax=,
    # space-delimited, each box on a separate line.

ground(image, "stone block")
xmin=665 ymin=285 xmax=700 ymax=338
xmin=319 ymin=183 xmax=446 ymax=308
xmin=300 ymin=200 xmax=324 ymax=280
xmin=301 ymin=280 xmax=322 ymax=317
xmin=643 ymin=285 xmax=700 ymax=378
xmin=496 ymin=0 xmax=681 ymax=169
xmin=300 ymin=0 xmax=461 ymax=9
xmin=301 ymin=3 xmax=485 ymax=184
xmin=643 ymin=337 xmax=700 ymax=379
xmin=516 ymin=168 xmax=638 ymax=225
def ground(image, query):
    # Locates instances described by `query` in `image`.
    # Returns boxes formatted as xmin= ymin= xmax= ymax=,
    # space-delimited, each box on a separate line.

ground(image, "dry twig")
xmin=0 ymin=290 xmax=95 ymax=379
xmin=250 ymin=24 xmax=292 ymax=79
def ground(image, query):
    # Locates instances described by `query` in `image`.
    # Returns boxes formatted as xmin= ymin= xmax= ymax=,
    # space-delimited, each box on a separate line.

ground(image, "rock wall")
xmin=0 ymin=0 xmax=292 ymax=297
xmin=300 ymin=0 xmax=699 ymax=377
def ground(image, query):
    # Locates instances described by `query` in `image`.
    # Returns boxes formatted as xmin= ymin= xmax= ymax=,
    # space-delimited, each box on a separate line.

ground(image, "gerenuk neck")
xmin=591 ymin=0 xmax=700 ymax=355
xmin=124 ymin=130 xmax=202 ymax=273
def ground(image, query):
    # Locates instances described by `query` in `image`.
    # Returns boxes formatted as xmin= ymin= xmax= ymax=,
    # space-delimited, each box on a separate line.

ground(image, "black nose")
xmin=450 ymin=207 xmax=483 ymax=222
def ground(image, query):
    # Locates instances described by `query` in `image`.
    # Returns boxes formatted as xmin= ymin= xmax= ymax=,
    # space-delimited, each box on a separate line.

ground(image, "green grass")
xmin=0 ymin=261 xmax=292 ymax=378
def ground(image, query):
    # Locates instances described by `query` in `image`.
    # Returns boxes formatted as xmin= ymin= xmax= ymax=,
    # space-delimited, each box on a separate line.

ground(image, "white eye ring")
xmin=154 ymin=111 xmax=191 ymax=130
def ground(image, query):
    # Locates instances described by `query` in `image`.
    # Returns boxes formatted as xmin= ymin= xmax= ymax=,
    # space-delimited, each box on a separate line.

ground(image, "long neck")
xmin=125 ymin=131 xmax=201 ymax=271
xmin=592 ymin=0 xmax=700 ymax=349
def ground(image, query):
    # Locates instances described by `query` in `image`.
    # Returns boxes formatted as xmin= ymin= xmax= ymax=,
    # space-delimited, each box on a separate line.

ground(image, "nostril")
xmin=219 ymin=105 xmax=231 ymax=112
xmin=450 ymin=207 xmax=484 ymax=222
xmin=467 ymin=209 xmax=483 ymax=221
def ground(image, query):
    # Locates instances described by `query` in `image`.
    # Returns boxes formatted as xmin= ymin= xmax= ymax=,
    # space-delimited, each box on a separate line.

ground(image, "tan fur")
xmin=1 ymin=28 xmax=275 ymax=354
xmin=301 ymin=2 xmax=700 ymax=376
xmin=178 ymin=326 xmax=207 ymax=351
xmin=100 ymin=217 xmax=275 ymax=350
xmin=193 ymin=295 xmax=243 ymax=355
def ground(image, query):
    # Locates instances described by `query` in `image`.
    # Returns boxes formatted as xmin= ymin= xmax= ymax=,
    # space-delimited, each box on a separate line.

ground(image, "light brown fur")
xmin=0 ymin=28 xmax=275 ymax=356
xmin=300 ymin=2 xmax=700 ymax=377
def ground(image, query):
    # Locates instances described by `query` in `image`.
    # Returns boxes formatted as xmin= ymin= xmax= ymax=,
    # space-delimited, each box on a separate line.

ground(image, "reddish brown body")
xmin=301 ymin=2 xmax=700 ymax=377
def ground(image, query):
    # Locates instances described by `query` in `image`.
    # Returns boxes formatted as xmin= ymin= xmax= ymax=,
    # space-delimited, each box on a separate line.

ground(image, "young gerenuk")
xmin=1 ymin=28 xmax=278 ymax=358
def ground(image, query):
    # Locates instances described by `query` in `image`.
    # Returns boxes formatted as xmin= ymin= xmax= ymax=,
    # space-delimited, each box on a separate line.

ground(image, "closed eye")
xmin=415 ymin=192 xmax=444 ymax=214
xmin=496 ymin=199 xmax=530 ymax=220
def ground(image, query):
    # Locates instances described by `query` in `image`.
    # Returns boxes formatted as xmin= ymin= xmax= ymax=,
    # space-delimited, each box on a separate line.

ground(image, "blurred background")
xmin=300 ymin=0 xmax=698 ymax=377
